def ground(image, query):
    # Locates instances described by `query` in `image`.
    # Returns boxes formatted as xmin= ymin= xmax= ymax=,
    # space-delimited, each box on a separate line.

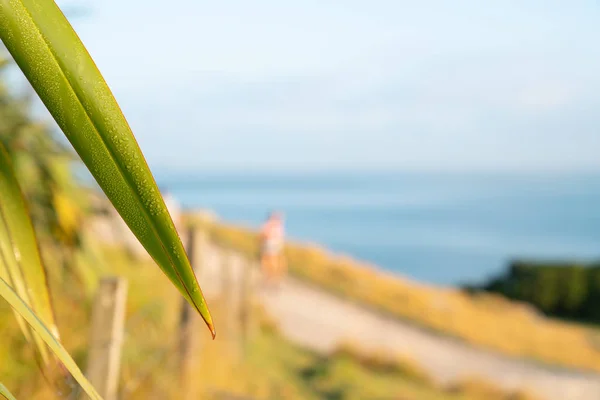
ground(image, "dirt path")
xmin=259 ymin=278 xmax=600 ymax=400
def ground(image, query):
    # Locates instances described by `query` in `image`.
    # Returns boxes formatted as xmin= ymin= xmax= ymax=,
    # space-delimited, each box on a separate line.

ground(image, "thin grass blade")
xmin=0 ymin=277 xmax=102 ymax=400
xmin=0 ymin=142 xmax=56 ymax=363
xmin=0 ymin=383 xmax=17 ymax=400
xmin=0 ymin=0 xmax=214 ymax=335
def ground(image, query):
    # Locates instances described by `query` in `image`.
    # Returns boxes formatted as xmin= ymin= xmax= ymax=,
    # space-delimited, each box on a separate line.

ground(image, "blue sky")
xmin=45 ymin=0 xmax=600 ymax=171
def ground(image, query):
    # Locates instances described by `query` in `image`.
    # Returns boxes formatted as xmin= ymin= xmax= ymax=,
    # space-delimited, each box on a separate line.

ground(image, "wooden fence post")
xmin=85 ymin=277 xmax=128 ymax=400
xmin=177 ymin=225 xmax=206 ymax=400
xmin=221 ymin=251 xmax=244 ymax=361
xmin=220 ymin=251 xmax=233 ymax=330
xmin=240 ymin=259 xmax=258 ymax=351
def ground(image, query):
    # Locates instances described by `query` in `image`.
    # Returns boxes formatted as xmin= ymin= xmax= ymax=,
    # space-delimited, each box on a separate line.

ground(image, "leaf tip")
xmin=208 ymin=321 xmax=216 ymax=340
xmin=190 ymin=293 xmax=215 ymax=339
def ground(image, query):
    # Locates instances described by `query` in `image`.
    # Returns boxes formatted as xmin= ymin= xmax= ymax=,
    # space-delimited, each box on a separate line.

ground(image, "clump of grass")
xmin=332 ymin=341 xmax=433 ymax=386
xmin=447 ymin=377 xmax=540 ymax=400
xmin=447 ymin=377 xmax=509 ymax=400
xmin=200 ymin=219 xmax=600 ymax=372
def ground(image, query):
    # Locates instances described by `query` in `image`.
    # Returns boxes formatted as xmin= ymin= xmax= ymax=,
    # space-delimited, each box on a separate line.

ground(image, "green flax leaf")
xmin=0 ymin=0 xmax=214 ymax=336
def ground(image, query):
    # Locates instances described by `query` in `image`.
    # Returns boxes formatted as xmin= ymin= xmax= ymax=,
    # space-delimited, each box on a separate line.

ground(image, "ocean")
xmin=160 ymin=171 xmax=600 ymax=286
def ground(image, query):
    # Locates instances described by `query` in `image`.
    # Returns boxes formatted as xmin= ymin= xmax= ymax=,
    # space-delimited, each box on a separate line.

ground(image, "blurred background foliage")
xmin=476 ymin=260 xmax=600 ymax=323
xmin=0 ymin=52 xmax=98 ymax=301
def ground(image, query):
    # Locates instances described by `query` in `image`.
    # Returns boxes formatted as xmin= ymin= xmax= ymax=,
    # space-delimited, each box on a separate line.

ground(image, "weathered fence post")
xmin=240 ymin=259 xmax=258 ymax=351
xmin=85 ymin=277 xmax=128 ymax=400
xmin=177 ymin=225 xmax=206 ymax=400
xmin=221 ymin=250 xmax=244 ymax=361
xmin=220 ymin=250 xmax=234 ymax=330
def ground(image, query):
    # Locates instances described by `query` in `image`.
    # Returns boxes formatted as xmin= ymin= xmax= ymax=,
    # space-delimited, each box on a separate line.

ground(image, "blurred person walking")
xmin=260 ymin=211 xmax=286 ymax=288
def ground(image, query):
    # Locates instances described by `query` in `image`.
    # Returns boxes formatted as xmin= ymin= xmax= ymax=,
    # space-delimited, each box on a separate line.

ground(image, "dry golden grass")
xmin=0 ymin=230 xmax=542 ymax=400
xmin=329 ymin=341 xmax=539 ymax=400
xmin=199 ymin=218 xmax=600 ymax=373
xmin=332 ymin=341 xmax=434 ymax=386
xmin=447 ymin=377 xmax=541 ymax=400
